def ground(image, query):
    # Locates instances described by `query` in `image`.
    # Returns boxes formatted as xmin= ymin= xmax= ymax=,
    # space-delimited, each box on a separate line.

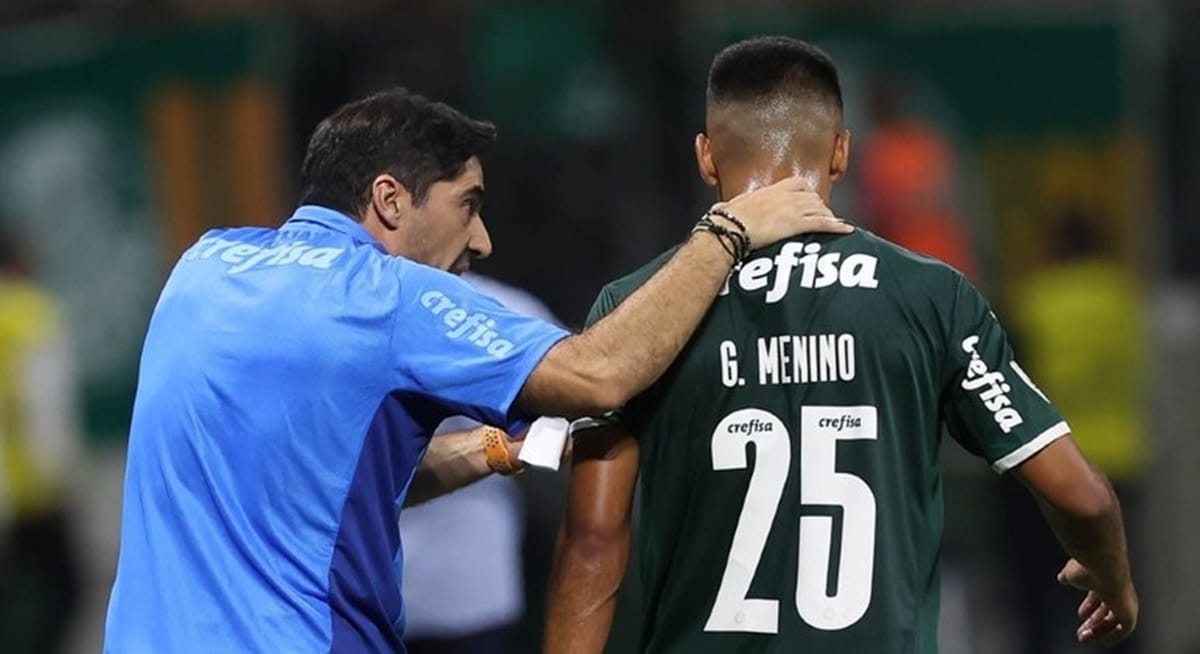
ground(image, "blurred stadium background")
xmin=0 ymin=0 xmax=1196 ymax=653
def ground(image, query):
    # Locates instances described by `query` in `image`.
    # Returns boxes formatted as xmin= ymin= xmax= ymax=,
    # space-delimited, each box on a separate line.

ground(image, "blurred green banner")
xmin=0 ymin=17 xmax=290 ymax=443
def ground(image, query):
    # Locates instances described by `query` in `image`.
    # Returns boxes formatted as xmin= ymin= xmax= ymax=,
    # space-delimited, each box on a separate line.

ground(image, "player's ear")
xmin=694 ymin=133 xmax=719 ymax=188
xmin=370 ymin=174 xmax=414 ymax=230
xmin=830 ymin=129 xmax=851 ymax=183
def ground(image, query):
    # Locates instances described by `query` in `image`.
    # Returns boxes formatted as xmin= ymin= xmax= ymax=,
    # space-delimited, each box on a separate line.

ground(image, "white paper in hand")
xmin=517 ymin=417 xmax=571 ymax=471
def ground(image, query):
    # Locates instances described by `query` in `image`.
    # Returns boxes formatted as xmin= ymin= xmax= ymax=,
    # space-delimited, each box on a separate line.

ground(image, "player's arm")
xmin=1011 ymin=437 xmax=1137 ymax=645
xmin=516 ymin=177 xmax=850 ymax=419
xmin=405 ymin=426 xmax=524 ymax=506
xmin=544 ymin=425 xmax=639 ymax=654
xmin=941 ymin=273 xmax=1136 ymax=646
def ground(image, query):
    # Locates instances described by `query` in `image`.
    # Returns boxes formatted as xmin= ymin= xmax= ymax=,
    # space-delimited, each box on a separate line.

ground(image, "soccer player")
xmin=545 ymin=37 xmax=1138 ymax=654
xmin=102 ymin=87 xmax=848 ymax=653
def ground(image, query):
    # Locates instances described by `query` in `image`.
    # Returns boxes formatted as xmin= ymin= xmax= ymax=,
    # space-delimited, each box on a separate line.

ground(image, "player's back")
xmin=589 ymin=228 xmax=1064 ymax=653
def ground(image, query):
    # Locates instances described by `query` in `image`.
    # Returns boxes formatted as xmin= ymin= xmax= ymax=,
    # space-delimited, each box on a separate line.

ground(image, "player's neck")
xmin=719 ymin=165 xmax=831 ymax=204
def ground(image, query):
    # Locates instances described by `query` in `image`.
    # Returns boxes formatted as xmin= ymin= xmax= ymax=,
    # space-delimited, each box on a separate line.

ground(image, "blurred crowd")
xmin=0 ymin=1 xmax=1198 ymax=653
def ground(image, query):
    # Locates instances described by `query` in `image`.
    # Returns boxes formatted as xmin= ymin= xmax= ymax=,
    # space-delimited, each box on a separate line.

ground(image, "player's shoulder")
xmin=583 ymin=246 xmax=679 ymax=326
xmin=848 ymin=227 xmax=968 ymax=299
xmin=848 ymin=227 xmax=962 ymax=276
xmin=597 ymin=245 xmax=680 ymax=305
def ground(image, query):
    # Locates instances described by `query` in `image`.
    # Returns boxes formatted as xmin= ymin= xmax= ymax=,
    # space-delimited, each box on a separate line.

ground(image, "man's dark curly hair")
xmin=298 ymin=88 xmax=497 ymax=218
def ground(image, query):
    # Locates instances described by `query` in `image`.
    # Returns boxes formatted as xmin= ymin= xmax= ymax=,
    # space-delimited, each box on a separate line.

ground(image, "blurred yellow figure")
xmin=1013 ymin=212 xmax=1149 ymax=481
xmin=0 ymin=274 xmax=68 ymax=514
xmin=1005 ymin=209 xmax=1147 ymax=654
xmin=0 ymin=233 xmax=82 ymax=654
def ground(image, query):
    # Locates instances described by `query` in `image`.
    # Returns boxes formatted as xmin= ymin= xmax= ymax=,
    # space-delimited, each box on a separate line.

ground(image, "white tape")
xmin=517 ymin=416 xmax=571 ymax=471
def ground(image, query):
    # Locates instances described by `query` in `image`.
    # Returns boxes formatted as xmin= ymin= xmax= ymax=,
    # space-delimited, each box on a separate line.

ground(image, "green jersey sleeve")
xmin=584 ymin=285 xmax=618 ymax=328
xmin=941 ymin=274 xmax=1070 ymax=473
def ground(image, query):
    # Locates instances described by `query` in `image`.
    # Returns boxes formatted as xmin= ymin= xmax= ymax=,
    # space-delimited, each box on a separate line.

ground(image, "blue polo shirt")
xmin=104 ymin=206 xmax=569 ymax=653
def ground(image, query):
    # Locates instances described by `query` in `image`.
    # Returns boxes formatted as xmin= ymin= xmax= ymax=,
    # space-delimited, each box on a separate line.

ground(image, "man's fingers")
xmin=803 ymin=217 xmax=854 ymax=234
xmin=797 ymin=206 xmax=835 ymax=218
xmin=1081 ymin=603 xmax=1108 ymax=633
xmin=1083 ymin=609 xmax=1123 ymax=645
xmin=1059 ymin=559 xmax=1138 ymax=646
xmin=1077 ymin=606 xmax=1109 ymax=643
xmin=1086 ymin=604 xmax=1111 ymax=629
xmin=1058 ymin=559 xmax=1097 ymax=592
xmin=1057 ymin=559 xmax=1077 ymax=586
xmin=1099 ymin=622 xmax=1131 ymax=647
xmin=794 ymin=204 xmax=836 ymax=223
xmin=1095 ymin=619 xmax=1125 ymax=646
xmin=1098 ymin=604 xmax=1136 ymax=647
xmin=1078 ymin=591 xmax=1102 ymax=619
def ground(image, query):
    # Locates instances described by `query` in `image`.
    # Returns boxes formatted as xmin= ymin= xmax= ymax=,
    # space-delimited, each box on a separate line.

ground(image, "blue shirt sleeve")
xmin=390 ymin=260 xmax=570 ymax=430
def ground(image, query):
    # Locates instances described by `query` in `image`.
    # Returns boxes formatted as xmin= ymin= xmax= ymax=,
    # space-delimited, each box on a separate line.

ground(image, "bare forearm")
xmin=406 ymin=428 xmax=493 ymax=506
xmin=544 ymin=531 xmax=629 ymax=654
xmin=1017 ymin=438 xmax=1132 ymax=590
xmin=520 ymin=232 xmax=732 ymax=417
xmin=577 ymin=233 xmax=730 ymax=402
xmin=1039 ymin=482 xmax=1131 ymax=590
xmin=1016 ymin=438 xmax=1137 ymax=641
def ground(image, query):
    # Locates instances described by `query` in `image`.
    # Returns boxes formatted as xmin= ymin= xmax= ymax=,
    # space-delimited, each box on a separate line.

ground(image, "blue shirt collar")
xmin=284 ymin=205 xmax=385 ymax=252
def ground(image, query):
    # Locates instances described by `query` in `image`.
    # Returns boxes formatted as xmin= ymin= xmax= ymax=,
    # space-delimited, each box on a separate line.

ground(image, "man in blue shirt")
xmin=103 ymin=87 xmax=850 ymax=653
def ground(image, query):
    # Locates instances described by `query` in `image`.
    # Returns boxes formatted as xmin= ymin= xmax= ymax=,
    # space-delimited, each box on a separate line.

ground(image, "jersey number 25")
xmin=705 ymin=406 xmax=877 ymax=634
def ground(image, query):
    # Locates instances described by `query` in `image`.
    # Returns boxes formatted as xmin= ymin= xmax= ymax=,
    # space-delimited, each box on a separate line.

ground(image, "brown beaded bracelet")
xmin=691 ymin=219 xmax=743 ymax=265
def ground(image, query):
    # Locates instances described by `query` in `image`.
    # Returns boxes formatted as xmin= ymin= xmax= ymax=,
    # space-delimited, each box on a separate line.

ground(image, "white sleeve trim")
xmin=991 ymin=421 xmax=1071 ymax=474
xmin=569 ymin=416 xmax=617 ymax=435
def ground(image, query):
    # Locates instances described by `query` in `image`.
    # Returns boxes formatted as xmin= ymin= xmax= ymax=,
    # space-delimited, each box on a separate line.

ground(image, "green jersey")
xmin=583 ymin=229 xmax=1067 ymax=654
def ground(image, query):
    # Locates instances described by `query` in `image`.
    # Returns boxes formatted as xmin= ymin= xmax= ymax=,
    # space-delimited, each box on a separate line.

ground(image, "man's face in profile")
xmin=406 ymin=157 xmax=492 ymax=274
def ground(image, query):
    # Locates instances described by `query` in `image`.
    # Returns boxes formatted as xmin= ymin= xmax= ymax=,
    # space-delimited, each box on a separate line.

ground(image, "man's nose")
xmin=469 ymin=215 xmax=493 ymax=260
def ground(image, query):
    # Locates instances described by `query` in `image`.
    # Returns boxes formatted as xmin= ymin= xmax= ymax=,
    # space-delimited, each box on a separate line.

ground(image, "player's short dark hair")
xmin=707 ymin=36 xmax=842 ymax=114
xmin=298 ymin=88 xmax=497 ymax=218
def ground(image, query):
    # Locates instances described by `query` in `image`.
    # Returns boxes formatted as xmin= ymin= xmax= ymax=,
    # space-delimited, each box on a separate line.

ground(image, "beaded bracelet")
xmin=691 ymin=221 xmax=739 ymax=264
xmin=704 ymin=208 xmax=750 ymax=259
xmin=692 ymin=216 xmax=748 ymax=265
xmin=708 ymin=207 xmax=748 ymax=236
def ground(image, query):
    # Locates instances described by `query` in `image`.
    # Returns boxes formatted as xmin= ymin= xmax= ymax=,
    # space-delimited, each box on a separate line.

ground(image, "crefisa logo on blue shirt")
xmin=420 ymin=290 xmax=515 ymax=358
xmin=185 ymin=237 xmax=345 ymax=274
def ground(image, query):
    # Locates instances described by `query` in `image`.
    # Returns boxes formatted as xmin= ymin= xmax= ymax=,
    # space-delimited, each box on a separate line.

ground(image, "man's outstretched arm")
xmin=405 ymin=426 xmax=523 ymax=506
xmin=516 ymin=177 xmax=850 ymax=419
xmin=544 ymin=426 xmax=640 ymax=654
xmin=1013 ymin=436 xmax=1138 ymax=646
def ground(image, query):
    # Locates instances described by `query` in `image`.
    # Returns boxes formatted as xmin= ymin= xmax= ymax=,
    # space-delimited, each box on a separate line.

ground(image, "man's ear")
xmin=694 ymin=133 xmax=720 ymax=188
xmin=370 ymin=174 xmax=413 ymax=231
xmin=830 ymin=129 xmax=851 ymax=183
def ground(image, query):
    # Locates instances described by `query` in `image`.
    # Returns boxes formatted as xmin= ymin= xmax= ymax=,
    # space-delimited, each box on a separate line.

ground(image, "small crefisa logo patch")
xmin=185 ymin=237 xmax=344 ymax=274
xmin=420 ymin=290 xmax=515 ymax=358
